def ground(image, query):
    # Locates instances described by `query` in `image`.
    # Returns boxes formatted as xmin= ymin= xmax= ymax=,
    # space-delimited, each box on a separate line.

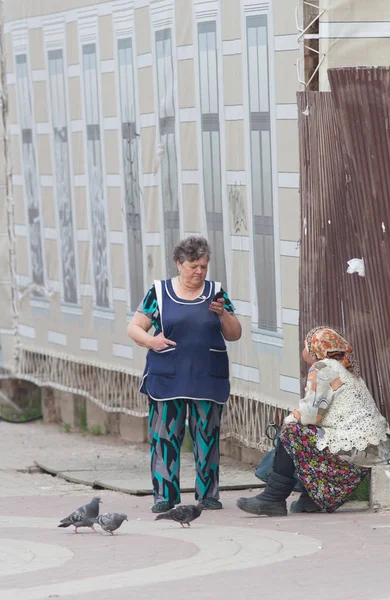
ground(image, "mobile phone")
xmin=212 ymin=290 xmax=225 ymax=303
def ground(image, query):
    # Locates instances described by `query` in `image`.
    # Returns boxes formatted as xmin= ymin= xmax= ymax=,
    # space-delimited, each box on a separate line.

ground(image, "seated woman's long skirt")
xmin=280 ymin=423 xmax=367 ymax=512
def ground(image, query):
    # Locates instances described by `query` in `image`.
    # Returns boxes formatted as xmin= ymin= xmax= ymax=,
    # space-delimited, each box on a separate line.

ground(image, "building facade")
xmin=1 ymin=0 xmax=385 ymax=447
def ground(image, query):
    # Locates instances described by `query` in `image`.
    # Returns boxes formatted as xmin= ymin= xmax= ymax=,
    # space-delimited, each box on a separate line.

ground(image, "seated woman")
xmin=237 ymin=326 xmax=388 ymax=516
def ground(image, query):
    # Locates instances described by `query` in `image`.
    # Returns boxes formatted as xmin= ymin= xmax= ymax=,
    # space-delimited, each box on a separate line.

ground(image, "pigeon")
xmin=58 ymin=496 xmax=102 ymax=534
xmin=155 ymin=504 xmax=205 ymax=527
xmin=96 ymin=512 xmax=128 ymax=535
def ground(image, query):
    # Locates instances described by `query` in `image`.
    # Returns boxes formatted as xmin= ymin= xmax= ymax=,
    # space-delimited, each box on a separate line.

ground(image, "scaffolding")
xmin=296 ymin=0 xmax=325 ymax=90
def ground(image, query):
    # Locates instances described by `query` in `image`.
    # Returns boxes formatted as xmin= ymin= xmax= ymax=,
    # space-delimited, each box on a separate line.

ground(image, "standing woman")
xmin=128 ymin=236 xmax=241 ymax=513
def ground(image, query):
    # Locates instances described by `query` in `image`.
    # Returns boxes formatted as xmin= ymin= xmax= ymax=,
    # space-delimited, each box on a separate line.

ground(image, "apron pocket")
xmin=209 ymin=349 xmax=229 ymax=379
xmin=148 ymin=348 xmax=176 ymax=377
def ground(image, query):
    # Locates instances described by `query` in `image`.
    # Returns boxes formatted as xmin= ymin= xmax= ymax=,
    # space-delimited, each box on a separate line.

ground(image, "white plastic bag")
xmin=346 ymin=258 xmax=365 ymax=277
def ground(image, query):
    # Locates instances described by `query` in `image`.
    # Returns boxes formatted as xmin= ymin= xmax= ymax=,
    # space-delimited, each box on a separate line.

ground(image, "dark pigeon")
xmin=155 ymin=504 xmax=205 ymax=527
xmin=96 ymin=512 xmax=128 ymax=535
xmin=58 ymin=496 xmax=102 ymax=534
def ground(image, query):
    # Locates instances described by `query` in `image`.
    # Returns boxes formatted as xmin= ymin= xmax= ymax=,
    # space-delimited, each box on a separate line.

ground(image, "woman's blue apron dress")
xmin=140 ymin=279 xmax=230 ymax=506
xmin=141 ymin=278 xmax=230 ymax=403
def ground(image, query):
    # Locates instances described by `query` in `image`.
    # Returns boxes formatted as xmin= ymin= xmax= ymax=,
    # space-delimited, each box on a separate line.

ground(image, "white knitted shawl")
xmin=316 ymin=358 xmax=388 ymax=454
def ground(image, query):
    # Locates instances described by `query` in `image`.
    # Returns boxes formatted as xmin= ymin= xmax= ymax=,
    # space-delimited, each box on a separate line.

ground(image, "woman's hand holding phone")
xmin=209 ymin=290 xmax=225 ymax=317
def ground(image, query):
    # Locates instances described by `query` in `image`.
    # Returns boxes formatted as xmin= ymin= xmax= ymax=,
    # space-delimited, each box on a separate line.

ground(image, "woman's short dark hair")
xmin=173 ymin=236 xmax=211 ymax=264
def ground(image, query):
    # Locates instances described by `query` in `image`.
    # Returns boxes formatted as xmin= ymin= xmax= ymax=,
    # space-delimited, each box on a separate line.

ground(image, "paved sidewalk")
xmin=28 ymin=422 xmax=262 ymax=494
xmin=1 ymin=421 xmax=390 ymax=600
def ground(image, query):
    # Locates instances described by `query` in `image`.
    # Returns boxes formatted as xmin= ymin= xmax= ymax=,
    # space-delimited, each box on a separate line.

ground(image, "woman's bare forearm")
xmin=127 ymin=312 xmax=155 ymax=349
xmin=220 ymin=312 xmax=242 ymax=342
xmin=127 ymin=322 xmax=154 ymax=349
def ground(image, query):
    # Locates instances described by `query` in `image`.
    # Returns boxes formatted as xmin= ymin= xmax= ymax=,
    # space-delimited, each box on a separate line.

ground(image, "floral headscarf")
xmin=305 ymin=326 xmax=360 ymax=376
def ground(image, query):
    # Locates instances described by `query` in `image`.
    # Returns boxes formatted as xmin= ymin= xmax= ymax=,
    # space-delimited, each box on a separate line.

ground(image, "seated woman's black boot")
xmin=236 ymin=472 xmax=296 ymax=517
xmin=290 ymin=490 xmax=322 ymax=513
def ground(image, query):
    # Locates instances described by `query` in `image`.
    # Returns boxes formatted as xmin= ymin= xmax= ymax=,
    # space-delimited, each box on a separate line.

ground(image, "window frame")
xmin=46 ymin=46 xmax=79 ymax=306
xmin=242 ymin=4 xmax=282 ymax=341
xmin=79 ymin=36 xmax=112 ymax=313
xmin=153 ymin=26 xmax=181 ymax=279
xmin=14 ymin=49 xmax=46 ymax=293
xmin=197 ymin=20 xmax=227 ymax=287
xmin=192 ymin=1 xmax=231 ymax=291
xmin=116 ymin=36 xmax=145 ymax=312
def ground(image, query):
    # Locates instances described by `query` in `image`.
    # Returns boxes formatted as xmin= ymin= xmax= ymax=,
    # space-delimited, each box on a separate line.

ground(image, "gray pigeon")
xmin=155 ymin=504 xmax=205 ymax=527
xmin=58 ymin=496 xmax=102 ymax=534
xmin=96 ymin=512 xmax=128 ymax=535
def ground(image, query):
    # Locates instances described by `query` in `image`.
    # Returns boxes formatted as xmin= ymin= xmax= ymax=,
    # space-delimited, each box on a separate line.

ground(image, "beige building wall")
xmin=317 ymin=1 xmax=390 ymax=90
xmin=272 ymin=1 xmax=301 ymax=403
xmin=0 ymin=112 xmax=14 ymax=369
xmin=0 ymin=0 xmax=319 ymax=428
xmin=321 ymin=0 xmax=390 ymax=21
xmin=320 ymin=38 xmax=390 ymax=90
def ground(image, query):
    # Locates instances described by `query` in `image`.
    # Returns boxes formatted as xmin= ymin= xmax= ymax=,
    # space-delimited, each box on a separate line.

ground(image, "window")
xmin=48 ymin=49 xmax=78 ymax=304
xmin=155 ymin=29 xmax=179 ymax=278
xmin=198 ymin=22 xmax=226 ymax=286
xmin=118 ymin=38 xmax=144 ymax=311
xmin=247 ymin=15 xmax=276 ymax=331
xmin=82 ymin=44 xmax=109 ymax=308
xmin=15 ymin=54 xmax=44 ymax=287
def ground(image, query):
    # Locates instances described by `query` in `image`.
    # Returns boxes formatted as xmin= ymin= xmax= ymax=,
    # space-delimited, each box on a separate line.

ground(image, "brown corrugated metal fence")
xmin=298 ymin=67 xmax=390 ymax=422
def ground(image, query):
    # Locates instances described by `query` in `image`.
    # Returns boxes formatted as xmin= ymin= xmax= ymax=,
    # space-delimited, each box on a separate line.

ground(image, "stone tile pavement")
xmin=1 ymin=421 xmax=390 ymax=600
xmin=31 ymin=423 xmax=262 ymax=494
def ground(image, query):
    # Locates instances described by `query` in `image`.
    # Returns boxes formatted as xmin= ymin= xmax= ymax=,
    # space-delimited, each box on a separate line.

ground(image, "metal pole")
xmin=0 ymin=0 xmax=21 ymax=374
